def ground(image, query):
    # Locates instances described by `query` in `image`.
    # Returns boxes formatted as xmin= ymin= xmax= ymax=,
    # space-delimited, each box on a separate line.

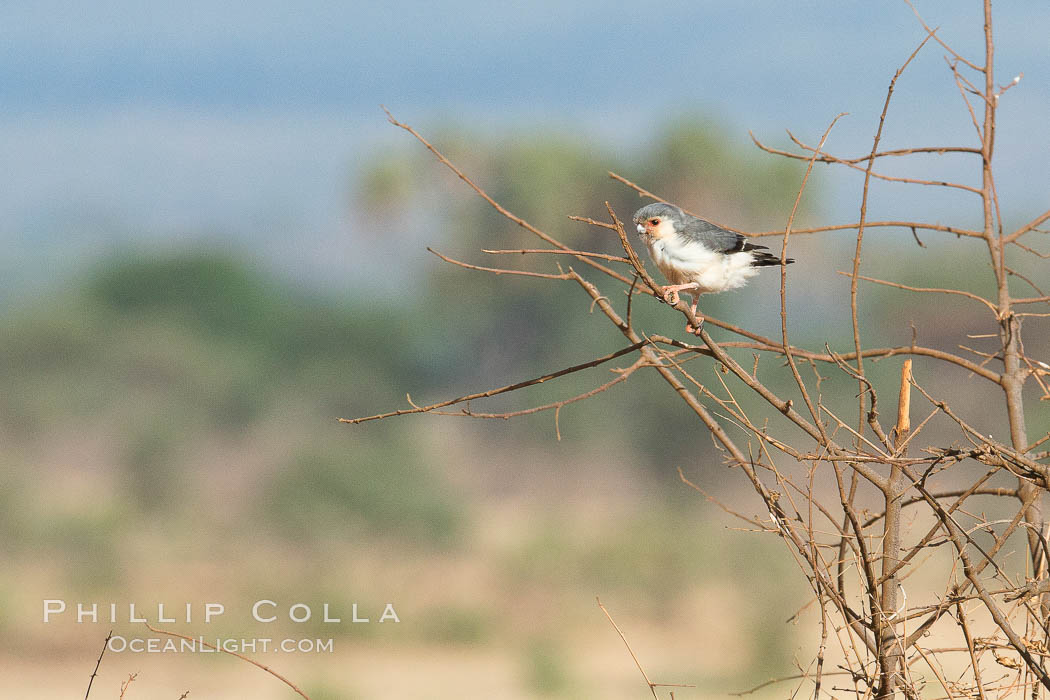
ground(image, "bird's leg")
xmin=661 ymin=282 xmax=699 ymax=306
xmin=685 ymin=292 xmax=704 ymax=335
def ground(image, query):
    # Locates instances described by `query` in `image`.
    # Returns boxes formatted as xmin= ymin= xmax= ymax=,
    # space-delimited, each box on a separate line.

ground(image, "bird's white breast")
xmin=645 ymin=235 xmax=759 ymax=294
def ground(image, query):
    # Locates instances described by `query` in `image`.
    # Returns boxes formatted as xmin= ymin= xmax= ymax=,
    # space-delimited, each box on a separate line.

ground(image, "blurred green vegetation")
xmin=0 ymin=250 xmax=469 ymax=553
xmin=0 ymin=116 xmax=834 ymax=685
xmin=264 ymin=444 xmax=461 ymax=546
xmin=523 ymin=637 xmax=573 ymax=696
xmin=301 ymin=680 xmax=358 ymax=700
xmin=504 ymin=511 xmax=716 ymax=612
xmin=418 ymin=605 xmax=491 ymax=645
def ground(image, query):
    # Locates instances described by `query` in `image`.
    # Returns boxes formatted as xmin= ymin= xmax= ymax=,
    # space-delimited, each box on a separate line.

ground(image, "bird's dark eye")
xmin=649 ymin=218 xmax=660 ymax=226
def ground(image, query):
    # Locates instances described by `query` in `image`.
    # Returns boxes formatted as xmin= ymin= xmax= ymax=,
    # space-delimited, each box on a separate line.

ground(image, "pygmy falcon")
xmin=633 ymin=202 xmax=794 ymax=334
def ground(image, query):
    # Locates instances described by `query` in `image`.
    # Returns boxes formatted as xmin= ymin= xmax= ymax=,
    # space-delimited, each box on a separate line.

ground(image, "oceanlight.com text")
xmin=107 ymin=636 xmax=336 ymax=654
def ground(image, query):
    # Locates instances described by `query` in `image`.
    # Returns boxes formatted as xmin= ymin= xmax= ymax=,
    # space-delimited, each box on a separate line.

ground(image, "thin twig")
xmin=340 ymin=340 xmax=650 ymax=424
xmin=481 ymin=247 xmax=630 ymax=263
xmin=383 ymin=107 xmax=635 ymax=288
xmin=84 ymin=630 xmax=113 ymax=700
xmin=597 ymin=597 xmax=660 ymax=699
xmin=145 ymin=624 xmax=312 ymax=700
xmin=118 ymin=673 xmax=138 ymax=700
xmin=840 ymin=271 xmax=999 ymax=314
xmin=428 ymin=247 xmax=572 ymax=279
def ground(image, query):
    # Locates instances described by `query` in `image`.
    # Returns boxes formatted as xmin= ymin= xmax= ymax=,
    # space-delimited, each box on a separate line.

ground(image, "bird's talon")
xmin=662 ymin=288 xmax=680 ymax=306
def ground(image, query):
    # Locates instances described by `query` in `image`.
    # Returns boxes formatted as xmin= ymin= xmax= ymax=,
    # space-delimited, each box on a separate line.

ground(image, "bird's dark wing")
xmin=678 ymin=217 xmax=768 ymax=254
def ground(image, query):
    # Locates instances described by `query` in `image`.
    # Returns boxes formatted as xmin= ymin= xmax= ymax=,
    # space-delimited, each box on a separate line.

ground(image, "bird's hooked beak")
xmin=636 ymin=222 xmax=646 ymax=235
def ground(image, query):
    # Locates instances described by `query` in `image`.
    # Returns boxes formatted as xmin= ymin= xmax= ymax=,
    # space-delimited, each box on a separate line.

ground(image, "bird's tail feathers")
xmin=750 ymin=251 xmax=795 ymax=266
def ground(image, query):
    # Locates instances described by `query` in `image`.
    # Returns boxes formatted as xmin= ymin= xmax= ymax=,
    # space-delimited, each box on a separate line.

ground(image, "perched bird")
xmin=632 ymin=202 xmax=794 ymax=334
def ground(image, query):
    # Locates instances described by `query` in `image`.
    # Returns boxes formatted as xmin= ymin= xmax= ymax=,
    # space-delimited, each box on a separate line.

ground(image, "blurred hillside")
xmin=5 ymin=115 xmax=1046 ymax=698
xmin=0 ymin=117 xmax=826 ymax=698
xmin=0 ymin=253 xmax=805 ymax=698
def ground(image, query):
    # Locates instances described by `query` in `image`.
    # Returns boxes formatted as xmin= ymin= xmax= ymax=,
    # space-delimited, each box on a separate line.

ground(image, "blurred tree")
xmin=0 ymin=251 xmax=467 ymax=538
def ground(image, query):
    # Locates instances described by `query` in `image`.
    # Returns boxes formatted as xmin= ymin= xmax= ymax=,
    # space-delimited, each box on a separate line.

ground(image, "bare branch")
xmin=83 ymin=630 xmax=113 ymax=700
xmin=597 ymin=597 xmax=694 ymax=699
xmin=482 ymin=247 xmax=630 ymax=263
xmin=365 ymin=15 xmax=1049 ymax=693
xmin=748 ymin=220 xmax=984 ymax=239
xmin=340 ymin=339 xmax=651 ymax=424
xmin=840 ymin=271 xmax=1000 ymax=314
xmin=145 ymin=623 xmax=313 ymax=700
xmin=771 ymin=130 xmax=984 ymax=195
xmin=427 ymin=247 xmax=573 ymax=280
xmin=780 ymin=113 xmax=847 ymax=446
xmin=383 ymin=107 xmax=636 ymax=288
xmin=904 ymin=0 xmax=983 ymax=72
xmin=1005 ymin=207 xmax=1050 ymax=243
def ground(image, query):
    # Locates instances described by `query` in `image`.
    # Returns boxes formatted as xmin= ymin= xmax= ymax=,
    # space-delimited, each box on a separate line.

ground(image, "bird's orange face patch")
xmin=637 ymin=216 xmax=675 ymax=240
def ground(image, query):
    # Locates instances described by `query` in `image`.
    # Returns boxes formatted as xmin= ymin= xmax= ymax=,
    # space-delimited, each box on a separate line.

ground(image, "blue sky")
xmin=1 ymin=1 xmax=1047 ymax=296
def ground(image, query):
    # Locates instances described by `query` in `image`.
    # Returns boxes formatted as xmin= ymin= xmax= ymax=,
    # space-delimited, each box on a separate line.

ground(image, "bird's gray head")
xmin=633 ymin=202 xmax=685 ymax=240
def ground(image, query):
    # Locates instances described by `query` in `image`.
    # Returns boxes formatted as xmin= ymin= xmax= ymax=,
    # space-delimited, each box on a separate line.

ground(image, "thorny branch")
xmin=351 ymin=4 xmax=1050 ymax=698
